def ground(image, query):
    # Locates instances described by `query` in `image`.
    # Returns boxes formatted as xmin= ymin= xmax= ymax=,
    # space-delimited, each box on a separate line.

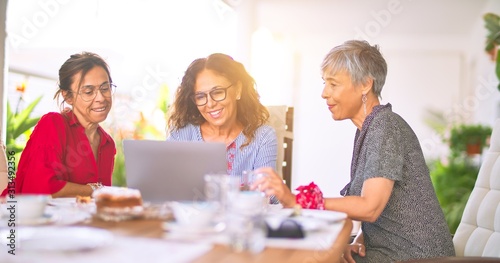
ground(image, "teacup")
xmin=14 ymin=194 xmax=51 ymax=219
xmin=170 ymin=201 xmax=217 ymax=228
xmin=228 ymin=191 xmax=266 ymax=217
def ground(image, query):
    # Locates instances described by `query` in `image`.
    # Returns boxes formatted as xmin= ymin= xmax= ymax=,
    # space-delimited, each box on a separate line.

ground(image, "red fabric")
xmin=1 ymin=111 xmax=115 ymax=196
xmin=295 ymin=182 xmax=325 ymax=210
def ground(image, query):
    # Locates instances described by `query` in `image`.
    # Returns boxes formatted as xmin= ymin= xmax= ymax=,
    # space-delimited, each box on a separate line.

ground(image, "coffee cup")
xmin=15 ymin=194 xmax=51 ymax=219
xmin=170 ymin=201 xmax=217 ymax=228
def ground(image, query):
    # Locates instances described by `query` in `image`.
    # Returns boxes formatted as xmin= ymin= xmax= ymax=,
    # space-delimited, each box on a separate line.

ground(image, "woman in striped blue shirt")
xmin=166 ymin=53 xmax=277 ymax=178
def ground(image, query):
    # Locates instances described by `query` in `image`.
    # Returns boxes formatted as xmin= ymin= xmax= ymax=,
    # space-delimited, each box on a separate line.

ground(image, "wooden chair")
xmin=399 ymin=119 xmax=500 ymax=262
xmin=267 ymin=105 xmax=293 ymax=188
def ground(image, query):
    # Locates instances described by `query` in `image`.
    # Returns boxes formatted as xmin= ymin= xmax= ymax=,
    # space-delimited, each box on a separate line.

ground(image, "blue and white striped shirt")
xmin=167 ymin=123 xmax=277 ymax=176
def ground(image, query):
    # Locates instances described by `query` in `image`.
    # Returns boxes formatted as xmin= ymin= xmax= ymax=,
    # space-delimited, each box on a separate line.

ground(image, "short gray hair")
xmin=321 ymin=40 xmax=387 ymax=98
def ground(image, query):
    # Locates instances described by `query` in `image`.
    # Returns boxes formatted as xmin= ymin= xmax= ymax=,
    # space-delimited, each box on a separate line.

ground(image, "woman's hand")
xmin=341 ymin=242 xmax=366 ymax=263
xmin=251 ymin=167 xmax=296 ymax=207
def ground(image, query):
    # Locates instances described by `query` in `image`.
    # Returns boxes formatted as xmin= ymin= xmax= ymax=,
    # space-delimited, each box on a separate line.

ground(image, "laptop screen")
xmin=123 ymin=140 xmax=226 ymax=203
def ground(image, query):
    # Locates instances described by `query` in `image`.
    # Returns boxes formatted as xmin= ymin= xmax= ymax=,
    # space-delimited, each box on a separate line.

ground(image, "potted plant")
xmin=448 ymin=124 xmax=492 ymax=157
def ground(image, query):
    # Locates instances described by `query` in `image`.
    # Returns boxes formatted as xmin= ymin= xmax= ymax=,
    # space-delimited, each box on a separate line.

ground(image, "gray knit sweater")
xmin=347 ymin=104 xmax=455 ymax=263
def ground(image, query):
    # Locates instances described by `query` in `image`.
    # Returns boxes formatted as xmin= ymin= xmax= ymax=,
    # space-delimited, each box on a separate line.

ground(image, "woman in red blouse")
xmin=2 ymin=52 xmax=116 ymax=197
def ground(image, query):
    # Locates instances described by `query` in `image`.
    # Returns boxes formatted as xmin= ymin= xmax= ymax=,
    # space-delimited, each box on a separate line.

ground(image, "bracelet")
xmin=87 ymin=182 xmax=103 ymax=192
xmin=295 ymin=182 xmax=325 ymax=210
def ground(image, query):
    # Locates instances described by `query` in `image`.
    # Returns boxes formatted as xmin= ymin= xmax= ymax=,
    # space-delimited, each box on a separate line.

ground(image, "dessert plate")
xmin=0 ymin=226 xmax=114 ymax=252
xmin=18 ymin=213 xmax=58 ymax=226
xmin=265 ymin=209 xmax=347 ymax=232
xmin=268 ymin=208 xmax=346 ymax=223
xmin=299 ymin=209 xmax=347 ymax=223
xmin=162 ymin=221 xmax=225 ymax=235
xmin=48 ymin=197 xmax=77 ymax=207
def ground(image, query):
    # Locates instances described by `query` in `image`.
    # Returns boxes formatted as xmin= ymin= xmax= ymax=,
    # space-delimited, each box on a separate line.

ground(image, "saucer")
xmin=0 ymin=226 xmax=113 ymax=252
xmin=18 ymin=214 xmax=58 ymax=226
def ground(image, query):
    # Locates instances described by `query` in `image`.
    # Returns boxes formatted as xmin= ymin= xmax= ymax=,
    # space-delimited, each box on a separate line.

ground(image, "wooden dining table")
xmin=82 ymin=216 xmax=353 ymax=263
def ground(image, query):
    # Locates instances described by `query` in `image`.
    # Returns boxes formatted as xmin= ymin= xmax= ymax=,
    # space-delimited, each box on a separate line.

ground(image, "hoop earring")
xmin=362 ymin=94 xmax=367 ymax=116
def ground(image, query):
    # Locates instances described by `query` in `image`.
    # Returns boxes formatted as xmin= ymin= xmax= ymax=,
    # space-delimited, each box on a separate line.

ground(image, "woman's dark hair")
xmin=54 ymin=52 xmax=112 ymax=109
xmin=167 ymin=53 xmax=269 ymax=148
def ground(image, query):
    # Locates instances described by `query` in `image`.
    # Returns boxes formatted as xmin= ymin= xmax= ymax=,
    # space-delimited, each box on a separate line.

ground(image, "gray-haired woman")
xmin=253 ymin=40 xmax=455 ymax=262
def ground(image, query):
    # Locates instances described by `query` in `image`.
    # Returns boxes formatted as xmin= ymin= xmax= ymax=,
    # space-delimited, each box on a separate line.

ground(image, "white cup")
xmin=170 ymin=201 xmax=217 ymax=228
xmin=15 ymin=194 xmax=51 ymax=219
xmin=204 ymin=174 xmax=240 ymax=212
xmin=226 ymin=191 xmax=267 ymax=253
xmin=228 ymin=191 xmax=266 ymax=217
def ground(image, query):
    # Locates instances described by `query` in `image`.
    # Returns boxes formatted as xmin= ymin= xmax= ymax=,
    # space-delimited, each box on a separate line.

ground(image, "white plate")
xmin=48 ymin=197 xmax=77 ymax=207
xmin=18 ymin=213 xmax=58 ymax=226
xmin=162 ymin=221 xmax=225 ymax=235
xmin=0 ymin=226 xmax=113 ymax=252
xmin=265 ymin=209 xmax=347 ymax=232
xmin=265 ymin=215 xmax=328 ymax=232
xmin=299 ymin=209 xmax=347 ymax=223
xmin=269 ymin=208 xmax=346 ymax=222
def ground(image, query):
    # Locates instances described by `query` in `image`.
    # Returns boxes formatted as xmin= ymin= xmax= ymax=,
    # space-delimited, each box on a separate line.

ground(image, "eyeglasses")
xmin=191 ymin=84 xmax=233 ymax=106
xmin=78 ymin=82 xmax=116 ymax=102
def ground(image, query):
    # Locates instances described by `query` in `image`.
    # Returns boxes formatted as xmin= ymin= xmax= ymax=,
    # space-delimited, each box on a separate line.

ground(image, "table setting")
xmin=163 ymin=172 xmax=348 ymax=253
xmin=0 ymin=172 xmax=350 ymax=263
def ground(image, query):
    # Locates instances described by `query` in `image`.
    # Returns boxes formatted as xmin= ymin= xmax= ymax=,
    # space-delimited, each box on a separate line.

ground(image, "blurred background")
xmin=1 ymin=0 xmax=500 ymax=203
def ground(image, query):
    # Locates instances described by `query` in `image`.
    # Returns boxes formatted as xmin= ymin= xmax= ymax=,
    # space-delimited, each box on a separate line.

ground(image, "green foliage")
xmin=423 ymin=108 xmax=448 ymax=137
xmin=110 ymin=84 xmax=170 ymax=187
xmin=6 ymin=96 xmax=43 ymax=156
xmin=448 ymin=124 xmax=492 ymax=157
xmin=429 ymin=158 xmax=479 ymax=234
xmin=157 ymin=84 xmax=170 ymax=115
xmin=430 ymin=123 xmax=491 ymax=234
xmin=484 ymin=12 xmax=500 ymax=91
xmin=112 ymin=140 xmax=127 ymax=187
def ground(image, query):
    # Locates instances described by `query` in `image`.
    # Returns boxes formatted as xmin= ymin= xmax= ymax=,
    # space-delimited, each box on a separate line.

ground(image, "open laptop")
xmin=123 ymin=140 xmax=227 ymax=203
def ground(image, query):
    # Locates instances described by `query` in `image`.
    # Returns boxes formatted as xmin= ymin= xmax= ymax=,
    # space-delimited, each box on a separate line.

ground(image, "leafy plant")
xmin=6 ymin=95 xmax=43 ymax=155
xmin=483 ymin=12 xmax=500 ymax=90
xmin=448 ymin=124 xmax=492 ymax=157
xmin=112 ymin=140 xmax=127 ymax=187
xmin=424 ymin=118 xmax=490 ymax=234
xmin=429 ymin=158 xmax=479 ymax=234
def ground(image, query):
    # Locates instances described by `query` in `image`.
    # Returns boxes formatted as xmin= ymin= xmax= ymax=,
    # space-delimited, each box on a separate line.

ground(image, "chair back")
xmin=453 ymin=119 xmax=500 ymax=257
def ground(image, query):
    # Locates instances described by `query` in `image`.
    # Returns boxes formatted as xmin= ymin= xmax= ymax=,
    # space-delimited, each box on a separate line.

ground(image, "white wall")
xmin=254 ymin=0 xmax=500 ymax=198
xmin=3 ymin=0 xmax=500 ymax=198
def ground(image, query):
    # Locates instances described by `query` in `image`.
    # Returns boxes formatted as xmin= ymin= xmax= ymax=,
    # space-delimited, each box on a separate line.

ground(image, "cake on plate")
xmin=92 ymin=186 xmax=143 ymax=221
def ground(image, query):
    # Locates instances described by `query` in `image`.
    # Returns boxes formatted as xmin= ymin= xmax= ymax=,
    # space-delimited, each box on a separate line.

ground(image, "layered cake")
xmin=92 ymin=187 xmax=143 ymax=220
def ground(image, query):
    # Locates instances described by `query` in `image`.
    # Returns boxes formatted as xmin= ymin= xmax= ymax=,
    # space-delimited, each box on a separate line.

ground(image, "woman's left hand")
xmin=341 ymin=242 xmax=366 ymax=263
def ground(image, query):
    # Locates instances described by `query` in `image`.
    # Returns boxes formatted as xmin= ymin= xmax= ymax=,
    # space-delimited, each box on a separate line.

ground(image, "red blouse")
xmin=1 ymin=111 xmax=115 ymax=195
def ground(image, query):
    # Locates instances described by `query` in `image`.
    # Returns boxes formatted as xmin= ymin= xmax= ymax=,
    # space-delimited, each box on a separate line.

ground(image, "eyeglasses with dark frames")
xmin=191 ymin=84 xmax=233 ymax=106
xmin=78 ymin=82 xmax=116 ymax=102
